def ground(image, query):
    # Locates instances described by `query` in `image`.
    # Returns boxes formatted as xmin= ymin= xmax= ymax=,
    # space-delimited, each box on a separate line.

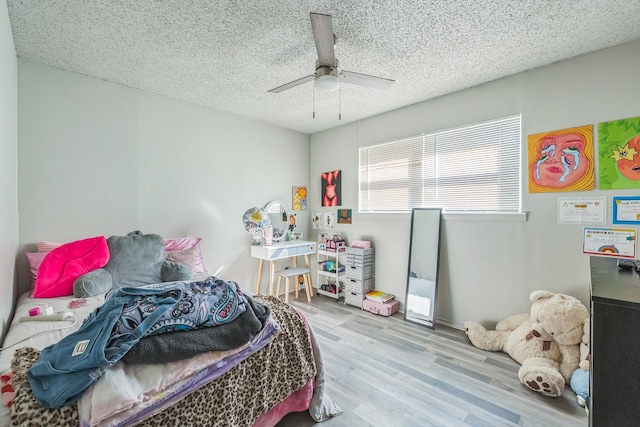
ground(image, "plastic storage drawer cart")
xmin=344 ymin=247 xmax=374 ymax=308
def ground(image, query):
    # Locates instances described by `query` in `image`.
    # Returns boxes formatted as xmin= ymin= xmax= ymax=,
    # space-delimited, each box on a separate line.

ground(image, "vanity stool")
xmin=275 ymin=267 xmax=312 ymax=303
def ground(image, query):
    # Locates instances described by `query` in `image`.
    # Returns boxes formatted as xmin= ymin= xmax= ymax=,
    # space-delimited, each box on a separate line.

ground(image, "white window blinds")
xmin=359 ymin=115 xmax=521 ymax=213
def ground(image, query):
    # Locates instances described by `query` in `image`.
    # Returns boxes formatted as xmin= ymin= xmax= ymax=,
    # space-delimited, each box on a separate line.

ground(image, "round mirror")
xmin=263 ymin=200 xmax=293 ymax=242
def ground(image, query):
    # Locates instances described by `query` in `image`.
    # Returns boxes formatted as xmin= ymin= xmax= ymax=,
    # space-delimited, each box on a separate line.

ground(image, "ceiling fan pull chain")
xmin=313 ymin=87 xmax=316 ymax=119
xmin=339 ymin=81 xmax=342 ymax=120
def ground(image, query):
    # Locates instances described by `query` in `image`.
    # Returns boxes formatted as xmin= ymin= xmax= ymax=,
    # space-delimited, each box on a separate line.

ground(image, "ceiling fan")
xmin=268 ymin=12 xmax=395 ymax=94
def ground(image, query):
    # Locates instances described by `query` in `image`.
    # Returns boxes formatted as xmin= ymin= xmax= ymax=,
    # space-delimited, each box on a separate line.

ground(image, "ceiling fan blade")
xmin=340 ymin=70 xmax=395 ymax=90
xmin=267 ymin=75 xmax=315 ymax=93
xmin=310 ymin=12 xmax=335 ymax=67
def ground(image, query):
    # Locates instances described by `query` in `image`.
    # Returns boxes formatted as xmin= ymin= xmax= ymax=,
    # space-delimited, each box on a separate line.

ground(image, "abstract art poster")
xmin=321 ymin=170 xmax=341 ymax=206
xmin=527 ymin=125 xmax=594 ymax=193
xmin=292 ymin=186 xmax=307 ymax=211
xmin=598 ymin=115 xmax=640 ymax=190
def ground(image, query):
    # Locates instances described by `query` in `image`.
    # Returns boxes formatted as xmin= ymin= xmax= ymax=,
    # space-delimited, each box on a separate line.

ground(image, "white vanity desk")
xmin=250 ymin=240 xmax=316 ymax=296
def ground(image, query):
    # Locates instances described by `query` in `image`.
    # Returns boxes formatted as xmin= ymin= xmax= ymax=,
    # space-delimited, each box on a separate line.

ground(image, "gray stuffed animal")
xmin=73 ymin=231 xmax=191 ymax=297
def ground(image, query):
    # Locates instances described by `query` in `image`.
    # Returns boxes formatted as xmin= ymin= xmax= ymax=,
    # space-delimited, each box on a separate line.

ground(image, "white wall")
xmin=310 ymin=40 xmax=640 ymax=328
xmin=0 ymin=1 xmax=18 ymax=335
xmin=17 ymin=60 xmax=310 ymax=295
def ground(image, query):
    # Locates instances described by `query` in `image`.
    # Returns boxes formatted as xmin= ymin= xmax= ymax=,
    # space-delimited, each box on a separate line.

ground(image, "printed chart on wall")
xmin=583 ymin=227 xmax=637 ymax=258
xmin=558 ymin=197 xmax=606 ymax=224
xmin=612 ymin=196 xmax=640 ymax=225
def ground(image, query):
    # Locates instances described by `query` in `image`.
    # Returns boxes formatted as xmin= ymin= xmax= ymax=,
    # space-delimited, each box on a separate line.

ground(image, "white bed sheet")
xmin=0 ymin=292 xmax=104 ymax=424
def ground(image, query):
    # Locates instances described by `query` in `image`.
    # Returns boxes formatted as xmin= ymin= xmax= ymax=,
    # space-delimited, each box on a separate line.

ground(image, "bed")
xmin=0 ymin=234 xmax=342 ymax=426
xmin=0 ymin=288 xmax=341 ymax=426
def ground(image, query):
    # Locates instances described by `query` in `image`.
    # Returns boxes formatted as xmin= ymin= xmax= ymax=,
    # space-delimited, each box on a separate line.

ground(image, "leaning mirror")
xmin=263 ymin=200 xmax=292 ymax=242
xmin=404 ymin=208 xmax=442 ymax=329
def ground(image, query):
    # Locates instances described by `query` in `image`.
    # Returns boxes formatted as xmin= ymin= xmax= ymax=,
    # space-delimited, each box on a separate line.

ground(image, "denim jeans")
xmin=28 ymin=286 xmax=181 ymax=408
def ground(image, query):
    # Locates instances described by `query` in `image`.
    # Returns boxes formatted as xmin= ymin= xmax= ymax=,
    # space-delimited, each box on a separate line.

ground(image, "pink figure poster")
xmin=321 ymin=170 xmax=341 ymax=206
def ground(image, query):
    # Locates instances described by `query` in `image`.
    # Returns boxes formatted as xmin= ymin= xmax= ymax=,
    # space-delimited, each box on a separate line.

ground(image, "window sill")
xmin=357 ymin=211 xmax=528 ymax=222
xmin=442 ymin=212 xmax=528 ymax=222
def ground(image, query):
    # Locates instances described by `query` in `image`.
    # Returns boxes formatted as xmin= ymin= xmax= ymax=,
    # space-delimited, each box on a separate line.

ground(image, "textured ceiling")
xmin=7 ymin=1 xmax=640 ymax=134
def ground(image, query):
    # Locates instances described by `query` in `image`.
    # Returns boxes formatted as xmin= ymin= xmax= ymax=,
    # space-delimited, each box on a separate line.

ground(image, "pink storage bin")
xmin=350 ymin=240 xmax=371 ymax=249
xmin=362 ymin=299 xmax=399 ymax=317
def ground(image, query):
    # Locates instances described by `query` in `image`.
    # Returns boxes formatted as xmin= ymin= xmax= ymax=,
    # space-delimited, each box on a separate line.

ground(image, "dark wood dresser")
xmin=589 ymin=256 xmax=640 ymax=426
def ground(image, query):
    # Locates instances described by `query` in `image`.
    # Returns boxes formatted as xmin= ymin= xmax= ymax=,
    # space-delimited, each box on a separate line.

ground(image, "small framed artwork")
xmin=323 ymin=212 xmax=335 ymax=229
xmin=321 ymin=170 xmax=342 ymax=206
xmin=292 ymin=186 xmax=307 ymax=211
xmin=312 ymin=212 xmax=323 ymax=229
xmin=338 ymin=209 xmax=352 ymax=224
xmin=293 ymin=232 xmax=303 ymax=240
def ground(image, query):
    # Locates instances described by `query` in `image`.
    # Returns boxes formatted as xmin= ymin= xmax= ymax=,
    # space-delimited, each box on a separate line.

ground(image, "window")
xmin=359 ymin=115 xmax=521 ymax=213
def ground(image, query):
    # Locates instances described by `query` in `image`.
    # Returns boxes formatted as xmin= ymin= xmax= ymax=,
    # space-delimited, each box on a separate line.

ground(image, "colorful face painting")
xmin=528 ymin=125 xmax=594 ymax=193
xmin=599 ymin=116 xmax=640 ymax=190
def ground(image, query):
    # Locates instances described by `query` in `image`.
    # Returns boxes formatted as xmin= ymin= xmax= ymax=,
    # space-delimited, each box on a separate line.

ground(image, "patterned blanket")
xmin=10 ymin=296 xmax=317 ymax=427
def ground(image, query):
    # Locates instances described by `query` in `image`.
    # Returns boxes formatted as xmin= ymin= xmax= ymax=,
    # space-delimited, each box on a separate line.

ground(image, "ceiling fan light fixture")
xmin=315 ymin=74 xmax=340 ymax=92
xmin=315 ymin=66 xmax=340 ymax=92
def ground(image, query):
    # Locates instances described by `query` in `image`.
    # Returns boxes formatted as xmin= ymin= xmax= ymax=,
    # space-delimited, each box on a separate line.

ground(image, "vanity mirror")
xmin=263 ymin=200 xmax=293 ymax=242
xmin=404 ymin=208 xmax=442 ymax=329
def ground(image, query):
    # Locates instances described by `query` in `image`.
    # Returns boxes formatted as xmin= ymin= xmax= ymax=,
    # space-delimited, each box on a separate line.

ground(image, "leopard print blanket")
xmin=10 ymin=296 xmax=316 ymax=427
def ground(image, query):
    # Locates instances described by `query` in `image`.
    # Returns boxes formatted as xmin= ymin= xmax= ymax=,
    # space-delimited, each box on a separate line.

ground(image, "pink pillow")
xmin=166 ymin=249 xmax=196 ymax=272
xmin=37 ymin=241 xmax=62 ymax=253
xmin=164 ymin=238 xmax=206 ymax=273
xmin=25 ymin=252 xmax=49 ymax=291
xmin=33 ymin=236 xmax=110 ymax=298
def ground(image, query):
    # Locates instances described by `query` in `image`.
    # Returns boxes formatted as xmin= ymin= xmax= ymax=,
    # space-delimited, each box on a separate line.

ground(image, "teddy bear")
xmin=464 ymin=290 xmax=589 ymax=397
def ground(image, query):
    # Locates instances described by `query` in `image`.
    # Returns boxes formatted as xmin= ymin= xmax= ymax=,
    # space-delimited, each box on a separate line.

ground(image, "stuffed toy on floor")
xmin=464 ymin=290 xmax=589 ymax=397
xmin=570 ymin=328 xmax=590 ymax=408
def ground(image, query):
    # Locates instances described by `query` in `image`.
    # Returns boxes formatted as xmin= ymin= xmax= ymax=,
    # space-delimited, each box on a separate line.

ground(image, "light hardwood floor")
xmin=277 ymin=294 xmax=587 ymax=427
